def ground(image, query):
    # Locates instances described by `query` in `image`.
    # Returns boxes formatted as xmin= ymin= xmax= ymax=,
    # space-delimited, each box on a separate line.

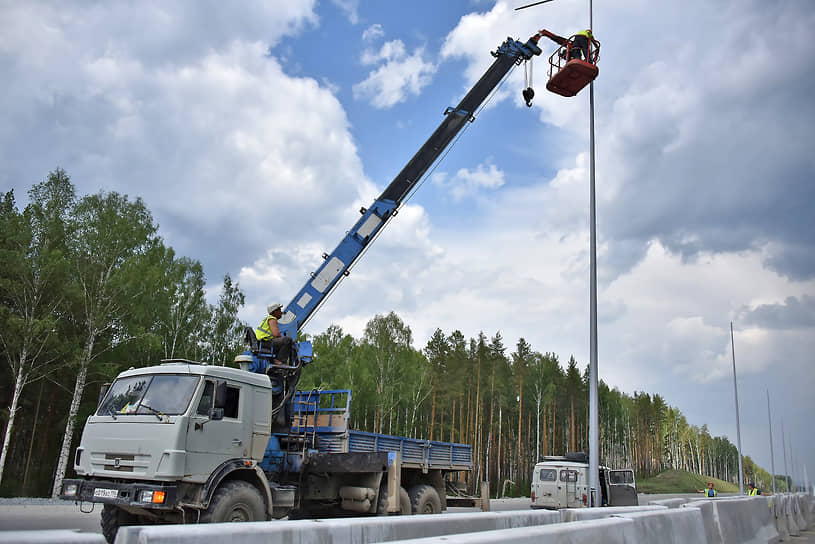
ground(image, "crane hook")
xmin=523 ymin=58 xmax=534 ymax=107
xmin=523 ymin=87 xmax=535 ymax=107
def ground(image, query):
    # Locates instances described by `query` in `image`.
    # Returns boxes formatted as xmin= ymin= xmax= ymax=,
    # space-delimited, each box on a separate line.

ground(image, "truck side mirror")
xmin=98 ymin=384 xmax=111 ymax=407
xmin=209 ymin=408 xmax=224 ymax=421
xmin=214 ymin=381 xmax=228 ymax=409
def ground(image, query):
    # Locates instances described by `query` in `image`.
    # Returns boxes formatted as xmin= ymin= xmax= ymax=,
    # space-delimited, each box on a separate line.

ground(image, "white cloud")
xmin=331 ymin=0 xmax=359 ymax=24
xmin=362 ymin=23 xmax=385 ymax=42
xmin=432 ymin=161 xmax=505 ymax=200
xmin=353 ymin=40 xmax=436 ymax=109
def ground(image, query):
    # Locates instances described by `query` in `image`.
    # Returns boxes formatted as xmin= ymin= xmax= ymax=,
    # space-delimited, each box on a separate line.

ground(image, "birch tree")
xmin=51 ymin=191 xmax=164 ymax=497
xmin=0 ymin=171 xmax=74 ymax=487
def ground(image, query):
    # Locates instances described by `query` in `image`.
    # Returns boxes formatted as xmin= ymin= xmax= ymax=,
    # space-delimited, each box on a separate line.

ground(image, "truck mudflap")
xmin=60 ymin=478 xmax=179 ymax=511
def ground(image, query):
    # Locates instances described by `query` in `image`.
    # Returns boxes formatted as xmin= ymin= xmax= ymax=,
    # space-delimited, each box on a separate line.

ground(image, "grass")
xmin=637 ymin=469 xmax=741 ymax=494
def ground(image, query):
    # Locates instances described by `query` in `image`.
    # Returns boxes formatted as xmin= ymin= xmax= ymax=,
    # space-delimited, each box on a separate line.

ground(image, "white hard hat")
xmin=267 ymin=303 xmax=283 ymax=314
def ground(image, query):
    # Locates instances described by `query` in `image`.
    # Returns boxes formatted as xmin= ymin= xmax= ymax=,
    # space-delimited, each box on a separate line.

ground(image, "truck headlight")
xmin=63 ymin=483 xmax=78 ymax=497
xmin=140 ymin=490 xmax=166 ymax=504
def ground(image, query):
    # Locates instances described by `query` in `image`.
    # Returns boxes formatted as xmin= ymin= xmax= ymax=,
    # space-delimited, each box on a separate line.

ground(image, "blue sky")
xmin=1 ymin=0 xmax=814 ymax=486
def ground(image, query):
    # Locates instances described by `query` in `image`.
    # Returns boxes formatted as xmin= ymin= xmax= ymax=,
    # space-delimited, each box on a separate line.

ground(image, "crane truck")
xmin=60 ymin=29 xmax=550 ymax=543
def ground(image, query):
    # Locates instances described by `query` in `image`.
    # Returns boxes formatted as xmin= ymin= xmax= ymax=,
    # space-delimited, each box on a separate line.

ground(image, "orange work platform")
xmin=546 ymin=59 xmax=599 ymax=97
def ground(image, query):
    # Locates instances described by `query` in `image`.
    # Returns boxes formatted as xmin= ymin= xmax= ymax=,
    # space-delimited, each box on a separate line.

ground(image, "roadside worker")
xmin=698 ymin=482 xmax=718 ymax=497
xmin=539 ymin=29 xmax=598 ymax=62
xmin=255 ymin=302 xmax=294 ymax=366
xmin=748 ymin=482 xmax=762 ymax=496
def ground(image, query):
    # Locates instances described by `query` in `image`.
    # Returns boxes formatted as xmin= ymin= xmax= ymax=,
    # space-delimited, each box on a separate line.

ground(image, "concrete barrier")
xmin=682 ymin=500 xmax=719 ymax=544
xmin=793 ymin=494 xmax=807 ymax=530
xmin=786 ymin=495 xmax=800 ymax=536
xmin=387 ymin=517 xmax=636 ymax=544
xmin=647 ymin=497 xmax=688 ymax=509
xmin=0 ymin=530 xmax=105 ymax=544
xmin=116 ymin=509 xmax=561 ymax=544
xmin=771 ymin=495 xmax=789 ymax=541
xmin=683 ymin=496 xmax=779 ymax=544
xmin=613 ymin=507 xmax=706 ymax=543
xmin=559 ymin=504 xmax=666 ymax=522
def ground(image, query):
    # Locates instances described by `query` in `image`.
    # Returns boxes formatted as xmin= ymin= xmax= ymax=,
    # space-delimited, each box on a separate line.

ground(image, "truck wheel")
xmin=409 ymin=484 xmax=441 ymax=514
xmin=201 ymin=480 xmax=267 ymax=523
xmin=399 ymin=487 xmax=411 ymax=515
xmin=101 ymin=504 xmax=137 ymax=544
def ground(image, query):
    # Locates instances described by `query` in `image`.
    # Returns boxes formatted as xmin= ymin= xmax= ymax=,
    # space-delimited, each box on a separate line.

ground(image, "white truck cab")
xmin=530 ymin=453 xmax=637 ymax=509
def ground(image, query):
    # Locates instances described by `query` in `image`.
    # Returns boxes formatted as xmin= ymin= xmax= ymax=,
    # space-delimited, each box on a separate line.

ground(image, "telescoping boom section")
xmin=276 ymin=31 xmax=548 ymax=340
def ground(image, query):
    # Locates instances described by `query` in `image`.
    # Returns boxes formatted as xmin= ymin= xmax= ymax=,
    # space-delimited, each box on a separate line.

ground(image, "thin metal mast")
xmin=587 ymin=0 xmax=599 ymax=507
xmin=766 ymin=389 xmax=777 ymax=495
xmin=730 ymin=322 xmax=744 ymax=495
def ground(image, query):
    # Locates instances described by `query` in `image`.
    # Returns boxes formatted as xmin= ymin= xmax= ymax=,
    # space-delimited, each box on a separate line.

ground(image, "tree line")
xmin=0 ymin=168 xmax=783 ymax=498
xmin=0 ymin=169 xmax=246 ymax=497
xmin=301 ymin=317 xmax=784 ymax=496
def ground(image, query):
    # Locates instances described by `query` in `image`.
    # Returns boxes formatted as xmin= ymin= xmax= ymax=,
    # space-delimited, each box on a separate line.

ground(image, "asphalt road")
xmin=1 ymin=496 xmax=813 ymax=542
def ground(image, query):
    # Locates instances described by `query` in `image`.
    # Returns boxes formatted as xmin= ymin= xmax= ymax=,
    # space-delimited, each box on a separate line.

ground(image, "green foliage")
xmin=0 ymin=169 xmax=243 ymax=497
xmin=637 ymin=469 xmax=740 ymax=494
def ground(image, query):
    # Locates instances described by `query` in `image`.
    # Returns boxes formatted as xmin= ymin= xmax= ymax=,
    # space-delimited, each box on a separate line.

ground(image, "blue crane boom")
xmin=275 ymin=31 xmax=545 ymax=341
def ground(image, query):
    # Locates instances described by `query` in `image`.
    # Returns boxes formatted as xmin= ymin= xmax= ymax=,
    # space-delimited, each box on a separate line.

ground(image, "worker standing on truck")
xmin=697 ymin=482 xmax=718 ymax=497
xmin=255 ymin=303 xmax=294 ymax=366
xmin=748 ymin=482 xmax=762 ymax=496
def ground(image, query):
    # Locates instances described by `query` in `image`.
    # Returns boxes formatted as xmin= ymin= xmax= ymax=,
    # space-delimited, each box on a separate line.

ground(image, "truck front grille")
xmin=90 ymin=452 xmax=151 ymax=474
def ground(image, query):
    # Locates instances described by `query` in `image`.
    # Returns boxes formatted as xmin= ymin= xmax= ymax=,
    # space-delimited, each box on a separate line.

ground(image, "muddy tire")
xmin=375 ymin=483 xmax=412 ymax=515
xmin=201 ymin=480 xmax=266 ymax=523
xmin=101 ymin=504 xmax=137 ymax=544
xmin=399 ymin=487 xmax=411 ymax=515
xmin=409 ymin=484 xmax=441 ymax=514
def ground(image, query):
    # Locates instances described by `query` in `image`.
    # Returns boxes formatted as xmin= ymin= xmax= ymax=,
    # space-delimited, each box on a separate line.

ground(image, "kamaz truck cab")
xmin=62 ymin=361 xmax=292 ymax=539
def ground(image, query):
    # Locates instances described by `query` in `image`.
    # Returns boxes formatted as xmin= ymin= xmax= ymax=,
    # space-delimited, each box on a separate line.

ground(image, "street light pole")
xmin=587 ymin=0 xmax=600 ymax=507
xmin=781 ymin=419 xmax=789 ymax=492
xmin=730 ymin=322 xmax=744 ymax=495
xmin=766 ymin=389 xmax=777 ymax=495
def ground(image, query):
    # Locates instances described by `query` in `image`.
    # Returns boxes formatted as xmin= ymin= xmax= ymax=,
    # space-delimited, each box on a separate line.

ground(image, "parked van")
xmin=530 ymin=453 xmax=638 ymax=509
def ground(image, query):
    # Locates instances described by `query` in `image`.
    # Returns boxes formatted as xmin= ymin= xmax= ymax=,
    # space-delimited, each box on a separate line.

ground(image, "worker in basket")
xmin=539 ymin=29 xmax=598 ymax=63
xmin=535 ymin=28 xmax=600 ymax=98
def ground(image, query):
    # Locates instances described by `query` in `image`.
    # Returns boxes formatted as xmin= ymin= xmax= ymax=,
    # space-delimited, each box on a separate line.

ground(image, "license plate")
xmin=93 ymin=488 xmax=118 ymax=499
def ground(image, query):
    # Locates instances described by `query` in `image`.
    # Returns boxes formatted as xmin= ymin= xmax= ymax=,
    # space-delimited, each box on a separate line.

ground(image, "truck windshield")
xmin=97 ymin=374 xmax=199 ymax=417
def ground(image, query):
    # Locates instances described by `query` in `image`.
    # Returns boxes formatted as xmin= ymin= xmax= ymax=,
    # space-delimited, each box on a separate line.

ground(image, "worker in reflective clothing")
xmin=539 ymin=29 xmax=596 ymax=62
xmin=572 ymin=30 xmax=594 ymax=62
xmin=255 ymin=302 xmax=294 ymax=366
xmin=698 ymin=482 xmax=718 ymax=497
xmin=748 ymin=482 xmax=762 ymax=496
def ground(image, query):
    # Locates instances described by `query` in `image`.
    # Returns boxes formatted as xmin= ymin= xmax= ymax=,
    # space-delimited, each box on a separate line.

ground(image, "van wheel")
xmin=409 ymin=484 xmax=441 ymax=514
xmin=201 ymin=480 xmax=267 ymax=523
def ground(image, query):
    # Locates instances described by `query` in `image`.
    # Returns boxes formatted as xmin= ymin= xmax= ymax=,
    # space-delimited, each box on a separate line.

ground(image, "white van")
xmin=530 ymin=453 xmax=638 ymax=509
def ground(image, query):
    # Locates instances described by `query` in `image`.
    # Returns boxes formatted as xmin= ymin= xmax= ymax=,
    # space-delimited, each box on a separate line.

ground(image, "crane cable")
xmin=298 ymin=61 xmax=522 ymax=332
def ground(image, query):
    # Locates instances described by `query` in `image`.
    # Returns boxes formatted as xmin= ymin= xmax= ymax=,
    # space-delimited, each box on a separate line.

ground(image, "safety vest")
xmin=705 ymin=488 xmax=717 ymax=497
xmin=255 ymin=315 xmax=278 ymax=341
xmin=749 ymin=488 xmax=760 ymax=496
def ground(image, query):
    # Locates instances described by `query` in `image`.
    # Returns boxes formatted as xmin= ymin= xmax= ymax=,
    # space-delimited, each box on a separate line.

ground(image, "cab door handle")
xmin=232 ymin=439 xmax=242 ymax=446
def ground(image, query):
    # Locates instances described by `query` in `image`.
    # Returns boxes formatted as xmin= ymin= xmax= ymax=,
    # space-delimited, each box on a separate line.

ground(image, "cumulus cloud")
xmin=0 ymin=0 xmax=383 ymax=298
xmin=432 ymin=161 xmax=505 ymax=200
xmin=362 ymin=23 xmax=385 ymax=42
xmin=737 ymin=296 xmax=815 ymax=330
xmin=331 ymin=0 xmax=359 ymax=24
xmin=353 ymin=37 xmax=436 ymax=109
